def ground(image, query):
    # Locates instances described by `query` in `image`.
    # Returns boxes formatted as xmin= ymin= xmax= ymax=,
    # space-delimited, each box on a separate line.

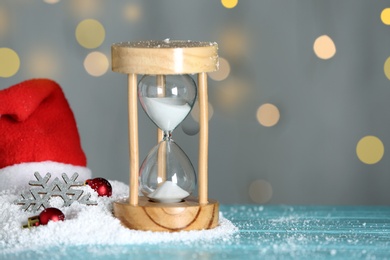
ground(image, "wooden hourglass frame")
xmin=111 ymin=40 xmax=219 ymax=232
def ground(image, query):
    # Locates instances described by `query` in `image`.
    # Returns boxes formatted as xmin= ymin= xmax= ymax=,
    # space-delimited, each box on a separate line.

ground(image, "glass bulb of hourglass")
xmin=138 ymin=74 xmax=197 ymax=203
xmin=138 ymin=74 xmax=197 ymax=132
xmin=139 ymin=134 xmax=196 ymax=203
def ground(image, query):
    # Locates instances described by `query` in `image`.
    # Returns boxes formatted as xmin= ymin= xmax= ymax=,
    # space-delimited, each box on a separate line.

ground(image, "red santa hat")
xmin=0 ymin=79 xmax=91 ymax=190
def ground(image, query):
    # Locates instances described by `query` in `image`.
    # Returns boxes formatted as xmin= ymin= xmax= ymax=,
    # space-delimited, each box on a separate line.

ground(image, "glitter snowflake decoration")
xmin=14 ymin=172 xmax=97 ymax=212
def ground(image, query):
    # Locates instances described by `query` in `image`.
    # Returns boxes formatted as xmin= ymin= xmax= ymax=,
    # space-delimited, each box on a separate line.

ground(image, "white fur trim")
xmin=0 ymin=161 xmax=92 ymax=191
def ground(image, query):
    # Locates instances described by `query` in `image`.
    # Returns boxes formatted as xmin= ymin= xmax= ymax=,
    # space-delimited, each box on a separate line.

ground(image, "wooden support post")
xmin=128 ymin=73 xmax=139 ymax=206
xmin=156 ymin=75 xmax=166 ymax=142
xmin=198 ymin=72 xmax=209 ymax=205
xmin=157 ymin=129 xmax=164 ymax=142
xmin=157 ymin=75 xmax=166 ymax=184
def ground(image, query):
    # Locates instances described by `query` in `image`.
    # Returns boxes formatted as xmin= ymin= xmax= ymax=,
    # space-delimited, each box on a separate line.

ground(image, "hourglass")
xmin=111 ymin=40 xmax=219 ymax=231
xmin=138 ymin=74 xmax=197 ymax=203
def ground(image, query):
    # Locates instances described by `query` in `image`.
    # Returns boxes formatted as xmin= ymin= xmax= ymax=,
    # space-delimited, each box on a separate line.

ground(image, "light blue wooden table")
xmin=2 ymin=205 xmax=390 ymax=259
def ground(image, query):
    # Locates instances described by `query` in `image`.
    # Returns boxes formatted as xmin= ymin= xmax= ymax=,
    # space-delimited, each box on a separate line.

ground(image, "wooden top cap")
xmin=111 ymin=40 xmax=219 ymax=75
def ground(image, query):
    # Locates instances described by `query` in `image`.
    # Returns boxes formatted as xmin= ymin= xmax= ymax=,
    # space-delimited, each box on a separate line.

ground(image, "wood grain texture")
xmin=112 ymin=40 xmax=218 ymax=75
xmin=113 ymin=196 xmax=219 ymax=232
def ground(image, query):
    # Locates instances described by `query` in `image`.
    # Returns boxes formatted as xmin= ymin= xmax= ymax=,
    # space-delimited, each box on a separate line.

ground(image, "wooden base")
xmin=113 ymin=196 xmax=219 ymax=232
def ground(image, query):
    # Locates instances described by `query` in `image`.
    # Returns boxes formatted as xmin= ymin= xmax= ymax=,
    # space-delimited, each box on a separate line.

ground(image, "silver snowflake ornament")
xmin=14 ymin=172 xmax=97 ymax=212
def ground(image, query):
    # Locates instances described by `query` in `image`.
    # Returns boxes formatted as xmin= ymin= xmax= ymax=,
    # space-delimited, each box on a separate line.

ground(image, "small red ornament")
xmin=23 ymin=207 xmax=65 ymax=228
xmin=85 ymin=177 xmax=112 ymax=197
xmin=39 ymin=207 xmax=65 ymax=225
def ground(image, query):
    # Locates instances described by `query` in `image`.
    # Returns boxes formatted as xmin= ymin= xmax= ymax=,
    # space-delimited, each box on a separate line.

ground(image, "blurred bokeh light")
xmin=256 ymin=103 xmax=280 ymax=127
xmin=381 ymin=8 xmax=390 ymax=25
xmin=313 ymin=35 xmax=336 ymax=60
xmin=221 ymin=0 xmax=238 ymax=9
xmin=75 ymin=19 xmax=105 ymax=49
xmin=84 ymin=52 xmax=109 ymax=77
xmin=209 ymin=57 xmax=231 ymax=82
xmin=249 ymin=179 xmax=273 ymax=204
xmin=0 ymin=48 xmax=20 ymax=78
xmin=356 ymin=136 xmax=384 ymax=165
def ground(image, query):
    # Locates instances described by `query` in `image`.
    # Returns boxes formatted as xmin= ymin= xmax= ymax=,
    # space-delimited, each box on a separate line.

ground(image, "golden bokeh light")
xmin=384 ymin=57 xmax=390 ymax=80
xmin=0 ymin=7 xmax=9 ymax=37
xmin=219 ymin=26 xmax=248 ymax=59
xmin=356 ymin=136 xmax=384 ymax=164
xmin=221 ymin=0 xmax=238 ymax=9
xmin=43 ymin=0 xmax=60 ymax=4
xmin=381 ymin=8 xmax=390 ymax=25
xmin=249 ymin=179 xmax=273 ymax=204
xmin=84 ymin=52 xmax=109 ymax=76
xmin=75 ymin=19 xmax=105 ymax=49
xmin=123 ymin=3 xmax=141 ymax=21
xmin=256 ymin=103 xmax=280 ymax=127
xmin=69 ymin=0 xmax=102 ymax=16
xmin=27 ymin=49 xmax=59 ymax=77
xmin=214 ymin=78 xmax=252 ymax=116
xmin=191 ymin=101 xmax=214 ymax=123
xmin=313 ymin=35 xmax=336 ymax=60
xmin=0 ymin=48 xmax=20 ymax=78
xmin=208 ymin=57 xmax=231 ymax=81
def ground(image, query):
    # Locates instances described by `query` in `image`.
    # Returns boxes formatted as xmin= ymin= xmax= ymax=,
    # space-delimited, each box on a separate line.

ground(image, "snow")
xmin=0 ymin=161 xmax=91 ymax=191
xmin=0 ymin=180 xmax=237 ymax=254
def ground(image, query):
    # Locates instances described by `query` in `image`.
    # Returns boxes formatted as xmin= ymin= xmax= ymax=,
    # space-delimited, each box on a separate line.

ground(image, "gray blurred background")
xmin=1 ymin=0 xmax=390 ymax=205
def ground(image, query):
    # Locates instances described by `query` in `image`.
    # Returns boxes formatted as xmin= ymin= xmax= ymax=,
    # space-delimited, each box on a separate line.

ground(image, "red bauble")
xmin=85 ymin=177 xmax=112 ymax=197
xmin=39 ymin=207 xmax=65 ymax=225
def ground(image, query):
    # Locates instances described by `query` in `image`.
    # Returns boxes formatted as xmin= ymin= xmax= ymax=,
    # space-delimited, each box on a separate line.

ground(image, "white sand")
xmin=148 ymin=181 xmax=190 ymax=203
xmin=0 ymin=180 xmax=237 ymax=254
xmin=142 ymin=97 xmax=191 ymax=131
